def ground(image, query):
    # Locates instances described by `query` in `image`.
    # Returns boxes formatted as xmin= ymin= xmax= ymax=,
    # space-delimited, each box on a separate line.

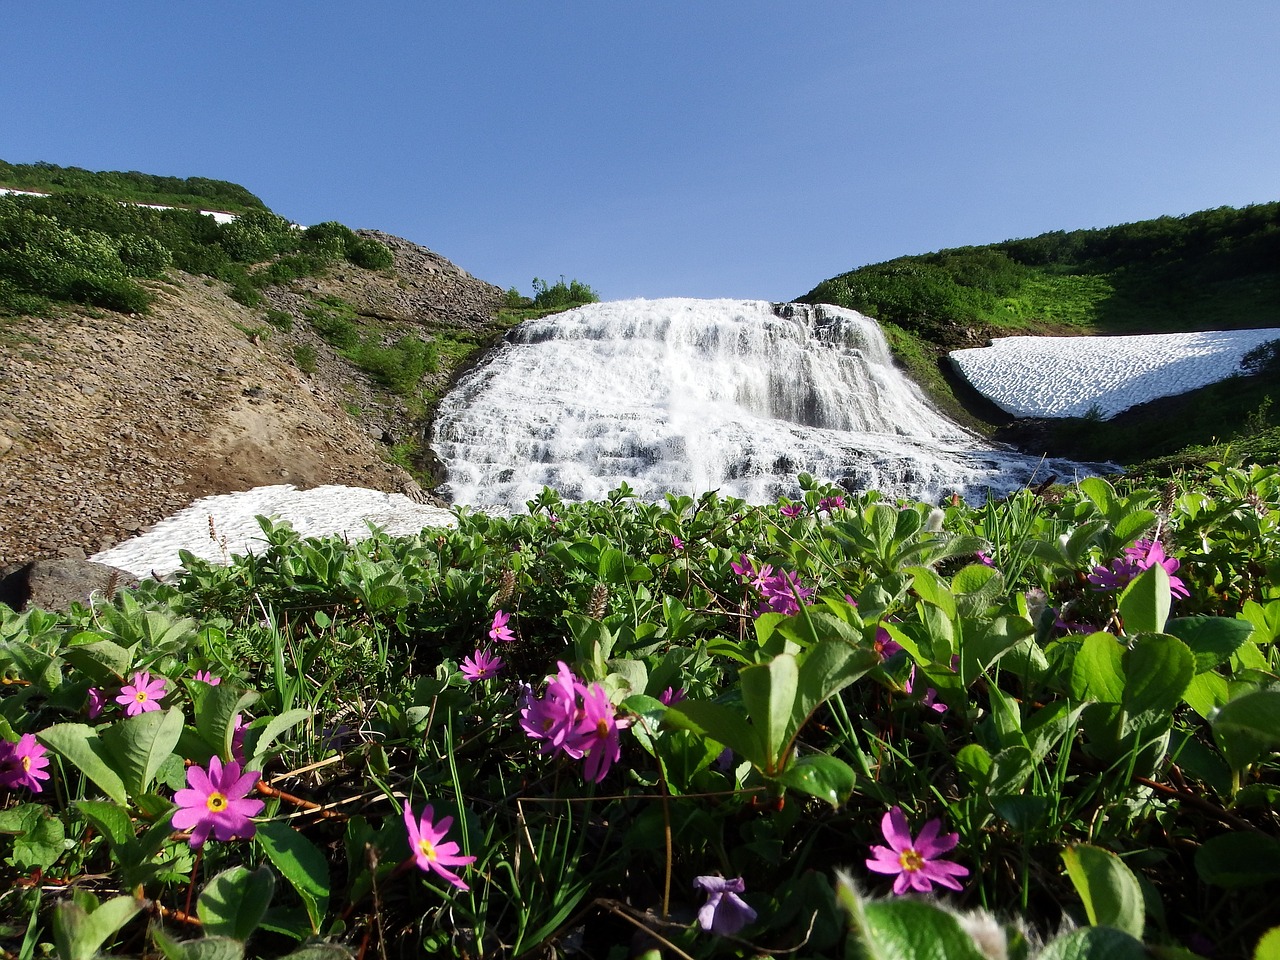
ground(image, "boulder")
xmin=0 ymin=559 xmax=140 ymax=614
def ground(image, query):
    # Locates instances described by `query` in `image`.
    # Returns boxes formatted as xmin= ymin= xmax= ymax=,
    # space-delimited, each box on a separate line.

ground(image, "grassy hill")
xmin=799 ymin=202 xmax=1280 ymax=472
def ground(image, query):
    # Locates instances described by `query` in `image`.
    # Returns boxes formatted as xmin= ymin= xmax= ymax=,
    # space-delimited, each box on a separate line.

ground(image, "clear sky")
xmin=3 ymin=2 xmax=1277 ymax=301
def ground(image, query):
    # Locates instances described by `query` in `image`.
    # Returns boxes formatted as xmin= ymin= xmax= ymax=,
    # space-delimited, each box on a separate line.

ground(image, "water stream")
xmin=431 ymin=298 xmax=1094 ymax=509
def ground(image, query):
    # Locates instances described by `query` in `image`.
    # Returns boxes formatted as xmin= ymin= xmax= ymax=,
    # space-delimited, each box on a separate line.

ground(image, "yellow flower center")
xmin=899 ymin=848 xmax=925 ymax=872
xmin=206 ymin=791 xmax=229 ymax=813
xmin=418 ymin=838 xmax=437 ymax=862
xmin=21 ymin=755 xmax=31 ymax=772
xmin=135 ymin=691 xmax=149 ymax=703
xmin=596 ymin=718 xmax=610 ymax=739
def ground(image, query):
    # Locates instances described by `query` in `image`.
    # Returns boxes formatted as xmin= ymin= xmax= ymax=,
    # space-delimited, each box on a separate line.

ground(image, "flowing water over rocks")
xmin=432 ymin=298 xmax=1099 ymax=509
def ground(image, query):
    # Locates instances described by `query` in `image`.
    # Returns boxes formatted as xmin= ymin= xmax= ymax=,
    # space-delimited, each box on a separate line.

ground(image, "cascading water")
xmin=431 ymin=298 xmax=1096 ymax=509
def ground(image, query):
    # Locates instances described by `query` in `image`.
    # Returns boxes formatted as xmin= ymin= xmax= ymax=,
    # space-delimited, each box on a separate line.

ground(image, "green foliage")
xmin=291 ymin=343 xmax=318 ymax=375
xmin=531 ymin=275 xmax=599 ymax=309
xmin=0 ymin=158 xmax=267 ymax=212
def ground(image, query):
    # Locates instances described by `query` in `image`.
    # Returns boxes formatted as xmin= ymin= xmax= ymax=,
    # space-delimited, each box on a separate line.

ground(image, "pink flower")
xmin=403 ymin=804 xmax=475 ymax=890
xmin=866 ymin=806 xmax=969 ymax=895
xmin=670 ymin=534 xmax=685 ymax=551
xmin=818 ymin=494 xmax=846 ymax=513
xmin=975 ymin=551 xmax=994 ymax=567
xmin=779 ymin=502 xmax=804 ymax=518
xmin=564 ymin=682 xmax=622 ymax=783
xmin=519 ymin=661 xmax=582 ymax=754
xmin=117 ymin=671 xmax=167 ymax=716
xmin=489 ymin=610 xmax=516 ymax=644
xmin=171 ymin=755 xmax=264 ymax=848
xmin=1088 ymin=539 xmax=1189 ymax=599
xmin=230 ymin=714 xmax=248 ymax=764
xmin=86 ymin=687 xmax=105 ymax=719
xmin=904 ymin=665 xmax=948 ymax=715
xmin=874 ymin=626 xmax=904 ymax=660
xmin=659 ymin=686 xmax=686 ymax=706
xmin=693 ymin=875 xmax=757 ymax=935
xmin=461 ymin=648 xmax=505 ymax=681
xmin=193 ymin=670 xmax=221 ymax=685
xmin=0 ymin=734 xmax=51 ymax=793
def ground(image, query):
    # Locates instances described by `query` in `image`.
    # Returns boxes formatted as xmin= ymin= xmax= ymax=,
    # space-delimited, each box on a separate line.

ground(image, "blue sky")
xmin=3 ymin=2 xmax=1277 ymax=301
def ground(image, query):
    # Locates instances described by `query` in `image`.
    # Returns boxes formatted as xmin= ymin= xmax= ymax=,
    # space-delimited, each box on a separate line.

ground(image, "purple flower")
xmin=818 ymin=494 xmax=846 ymax=513
xmin=461 ymin=648 xmax=505 ymax=682
xmin=520 ymin=661 xmax=583 ymax=755
xmin=975 ymin=551 xmax=994 ymax=567
xmin=659 ymin=686 xmax=686 ymax=706
xmin=404 ymin=804 xmax=476 ymax=891
xmin=779 ymin=502 xmax=804 ymax=518
xmin=866 ymin=806 xmax=969 ymax=895
xmin=693 ymin=875 xmax=757 ymax=935
xmin=873 ymin=626 xmax=904 ymax=661
xmin=117 ymin=671 xmax=167 ymax=716
xmin=488 ymin=610 xmax=516 ymax=644
xmin=0 ymin=734 xmax=51 ymax=793
xmin=1088 ymin=539 xmax=1189 ymax=599
xmin=230 ymin=713 xmax=248 ymax=764
xmin=904 ymin=665 xmax=948 ymax=715
xmin=564 ymin=682 xmax=623 ymax=783
xmin=193 ymin=670 xmax=221 ymax=685
xmin=171 ymin=755 xmax=264 ymax=848
xmin=670 ymin=534 xmax=685 ymax=551
xmin=86 ymin=687 xmax=105 ymax=719
xmin=732 ymin=555 xmax=814 ymax=617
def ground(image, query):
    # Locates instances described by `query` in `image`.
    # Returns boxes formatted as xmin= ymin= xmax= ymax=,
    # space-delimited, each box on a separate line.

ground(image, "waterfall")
xmin=431 ymin=298 xmax=1094 ymax=508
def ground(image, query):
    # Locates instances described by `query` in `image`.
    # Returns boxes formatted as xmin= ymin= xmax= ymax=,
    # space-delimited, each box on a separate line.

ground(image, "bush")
xmin=263 ymin=308 xmax=293 ymax=332
xmin=116 ymin=233 xmax=172 ymax=278
xmin=292 ymin=342 xmax=318 ymax=374
xmin=532 ymin=275 xmax=599 ymax=309
xmin=347 ymin=236 xmax=393 ymax=270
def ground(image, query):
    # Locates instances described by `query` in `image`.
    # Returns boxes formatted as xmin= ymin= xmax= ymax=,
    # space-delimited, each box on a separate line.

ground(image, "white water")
xmin=432 ymin=298 xmax=1097 ymax=508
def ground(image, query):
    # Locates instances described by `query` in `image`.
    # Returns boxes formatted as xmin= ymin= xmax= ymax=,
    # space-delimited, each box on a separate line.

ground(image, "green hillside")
xmin=0 ymin=159 xmax=268 ymax=213
xmin=800 ymin=202 xmax=1280 ymax=471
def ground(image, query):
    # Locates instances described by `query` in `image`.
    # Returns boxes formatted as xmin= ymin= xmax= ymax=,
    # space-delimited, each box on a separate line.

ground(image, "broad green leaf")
xmin=1121 ymin=634 xmax=1194 ymax=734
xmin=1061 ymin=844 xmax=1145 ymax=937
xmin=195 ymin=684 xmax=260 ymax=759
xmin=964 ymin=615 xmax=1034 ymax=683
xmin=859 ymin=897 xmax=988 ymax=960
xmin=178 ymin=937 xmax=246 ymax=960
xmin=99 ymin=706 xmax=185 ymax=797
xmin=75 ymin=800 xmax=135 ymax=852
xmin=0 ymin=803 xmax=66 ymax=870
xmin=37 ymin=723 xmax=128 ymax=805
xmin=1113 ymin=509 xmax=1157 ymax=546
xmin=792 ymin=640 xmax=878 ymax=738
xmin=1024 ymin=701 xmax=1088 ymax=764
xmin=198 ymin=865 xmax=276 ymax=940
xmin=1078 ymin=476 xmax=1117 ymax=516
xmin=279 ymin=944 xmax=357 ymax=960
xmin=666 ymin=700 xmax=763 ymax=767
xmin=52 ymin=895 xmax=144 ymax=960
xmin=1035 ymin=926 xmax=1149 ymax=960
xmin=769 ymin=754 xmax=855 ymax=807
xmin=954 ymin=744 xmax=992 ymax=791
xmin=245 ymin=707 xmax=311 ymax=770
xmin=61 ymin=636 xmax=134 ymax=683
xmin=256 ymin=821 xmax=329 ymax=933
xmin=1072 ymin=633 xmax=1126 ymax=704
xmin=1118 ymin=564 xmax=1171 ymax=635
xmin=906 ymin=566 xmax=956 ymax=619
xmin=988 ymin=745 xmax=1034 ymax=796
xmin=1182 ymin=671 xmax=1229 ymax=720
xmin=1255 ymin=926 xmax=1280 ymax=960
xmin=740 ymin=653 xmax=799 ymax=772
xmin=1166 ymin=617 xmax=1255 ymax=673
xmin=950 ymin=563 xmax=1004 ymax=613
xmin=1210 ymin=689 xmax=1280 ymax=771
xmin=1193 ymin=832 xmax=1280 ymax=888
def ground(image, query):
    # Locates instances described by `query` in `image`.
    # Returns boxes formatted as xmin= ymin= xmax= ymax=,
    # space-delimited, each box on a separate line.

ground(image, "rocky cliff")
xmin=0 ymin=233 xmax=505 ymax=566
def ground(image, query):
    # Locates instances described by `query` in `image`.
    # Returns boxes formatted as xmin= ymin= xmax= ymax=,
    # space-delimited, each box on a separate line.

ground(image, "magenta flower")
xmin=403 ymin=804 xmax=476 ymax=890
xmin=117 ymin=671 xmax=167 ymax=716
xmin=975 ymin=551 xmax=994 ymax=567
xmin=866 ymin=806 xmax=969 ymax=895
xmin=693 ymin=875 xmax=757 ymax=935
xmin=0 ymin=734 xmax=52 ymax=793
xmin=818 ymin=494 xmax=846 ymax=513
xmin=461 ymin=648 xmax=505 ymax=681
xmin=670 ymin=534 xmax=685 ymax=551
xmin=904 ymin=665 xmax=948 ymax=715
xmin=171 ymin=755 xmax=264 ymax=848
xmin=564 ymin=682 xmax=622 ymax=783
xmin=193 ymin=670 xmax=221 ymax=685
xmin=659 ymin=686 xmax=686 ymax=706
xmin=731 ymin=555 xmax=814 ymax=617
xmin=520 ymin=661 xmax=583 ymax=754
xmin=1087 ymin=538 xmax=1188 ymax=599
xmin=488 ymin=610 xmax=516 ymax=644
xmin=86 ymin=687 xmax=105 ymax=719
xmin=779 ymin=502 xmax=804 ymax=518
xmin=873 ymin=626 xmax=904 ymax=661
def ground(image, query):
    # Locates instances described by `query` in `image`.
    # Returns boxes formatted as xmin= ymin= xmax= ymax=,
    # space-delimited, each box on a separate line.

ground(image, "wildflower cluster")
xmin=1088 ymin=537 xmax=1189 ymax=599
xmin=520 ymin=661 xmax=624 ymax=782
xmin=731 ymin=554 xmax=815 ymax=617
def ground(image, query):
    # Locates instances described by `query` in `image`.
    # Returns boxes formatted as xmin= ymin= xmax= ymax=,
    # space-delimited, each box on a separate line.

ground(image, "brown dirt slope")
xmin=0 ymin=234 xmax=504 ymax=566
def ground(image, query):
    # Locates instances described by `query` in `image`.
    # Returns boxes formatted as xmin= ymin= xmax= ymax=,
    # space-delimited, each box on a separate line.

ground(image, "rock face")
xmin=0 ymin=559 xmax=139 ymax=613
xmin=0 ymin=233 xmax=504 ymax=567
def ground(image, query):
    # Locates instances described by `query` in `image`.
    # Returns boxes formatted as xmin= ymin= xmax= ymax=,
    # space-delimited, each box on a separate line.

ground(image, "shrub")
xmin=347 ymin=236 xmax=393 ymax=270
xmin=263 ymin=308 xmax=293 ymax=332
xmin=116 ymin=233 xmax=172 ymax=278
xmin=532 ymin=275 xmax=599 ymax=309
xmin=292 ymin=342 xmax=318 ymax=374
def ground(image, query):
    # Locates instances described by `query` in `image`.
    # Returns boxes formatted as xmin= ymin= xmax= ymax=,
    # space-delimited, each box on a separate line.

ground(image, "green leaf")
xmin=245 ymin=708 xmax=311 ymax=770
xmin=279 ymin=944 xmax=357 ymax=960
xmin=1113 ymin=509 xmax=1157 ymax=546
xmin=739 ymin=653 xmax=799 ymax=772
xmin=195 ymin=685 xmax=261 ymax=759
xmin=1255 ymin=926 xmax=1280 ymax=960
xmin=1181 ymin=671 xmax=1229 ymax=720
xmin=36 ymin=723 xmax=128 ymax=805
xmin=255 ymin=820 xmax=330 ymax=933
xmin=75 ymin=800 xmax=135 ymax=852
xmin=1072 ymin=633 xmax=1127 ymax=704
xmin=859 ymin=897 xmax=988 ymax=959
xmin=198 ymin=865 xmax=276 ymax=940
xmin=99 ymin=706 xmax=185 ymax=797
xmin=954 ymin=744 xmax=992 ymax=791
xmin=61 ymin=637 xmax=134 ymax=684
xmin=665 ymin=700 xmax=763 ymax=767
xmin=792 ymin=640 xmax=879 ymax=737
xmin=906 ymin=566 xmax=957 ymax=619
xmin=1061 ymin=844 xmax=1145 ymax=937
xmin=1193 ymin=832 xmax=1280 ymax=888
xmin=52 ymin=895 xmax=144 ymax=960
xmin=179 ymin=938 xmax=247 ymax=960
xmin=1121 ymin=634 xmax=1194 ymax=734
xmin=769 ymin=754 xmax=855 ymax=807
xmin=1165 ymin=617 xmax=1255 ymax=673
xmin=0 ymin=803 xmax=66 ymax=870
xmin=1035 ymin=926 xmax=1149 ymax=960
xmin=1210 ymin=689 xmax=1280 ymax=770
xmin=1118 ymin=564 xmax=1171 ymax=635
